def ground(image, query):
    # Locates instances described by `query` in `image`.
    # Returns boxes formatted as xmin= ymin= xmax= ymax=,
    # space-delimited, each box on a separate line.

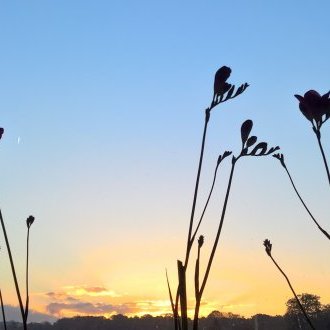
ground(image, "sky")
xmin=0 ymin=0 xmax=329 ymax=322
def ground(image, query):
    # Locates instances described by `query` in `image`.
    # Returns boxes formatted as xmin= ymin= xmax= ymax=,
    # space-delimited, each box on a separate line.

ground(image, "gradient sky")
xmin=0 ymin=0 xmax=329 ymax=322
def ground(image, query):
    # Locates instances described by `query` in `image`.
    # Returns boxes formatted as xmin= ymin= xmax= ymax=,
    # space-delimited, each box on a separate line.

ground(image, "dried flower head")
xmin=214 ymin=66 xmax=232 ymax=97
xmin=240 ymin=120 xmax=280 ymax=157
xmin=263 ymin=239 xmax=272 ymax=257
xmin=198 ymin=235 xmax=204 ymax=248
xmin=26 ymin=216 xmax=35 ymax=229
xmin=273 ymin=153 xmax=286 ymax=168
xmin=295 ymin=90 xmax=330 ymax=129
xmin=211 ymin=67 xmax=249 ymax=109
xmin=217 ymin=151 xmax=233 ymax=165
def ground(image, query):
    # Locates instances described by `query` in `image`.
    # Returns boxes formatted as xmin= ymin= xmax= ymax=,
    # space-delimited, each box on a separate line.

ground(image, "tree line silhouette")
xmin=1 ymin=293 xmax=330 ymax=330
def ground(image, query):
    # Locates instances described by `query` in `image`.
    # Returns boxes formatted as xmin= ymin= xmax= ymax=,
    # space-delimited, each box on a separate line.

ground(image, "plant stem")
xmin=0 ymin=210 xmax=26 ymax=330
xmin=267 ymin=253 xmax=315 ymax=330
xmin=190 ymin=163 xmax=220 ymax=251
xmin=177 ymin=260 xmax=188 ymax=330
xmin=0 ymin=289 xmax=7 ymax=330
xmin=184 ymin=109 xmax=210 ymax=268
xmin=193 ymin=158 xmax=237 ymax=329
xmin=283 ymin=165 xmax=330 ymax=240
xmin=165 ymin=269 xmax=178 ymax=330
xmin=316 ymin=133 xmax=330 ymax=187
xmin=24 ymin=227 xmax=30 ymax=323
xmin=173 ymin=110 xmax=210 ymax=329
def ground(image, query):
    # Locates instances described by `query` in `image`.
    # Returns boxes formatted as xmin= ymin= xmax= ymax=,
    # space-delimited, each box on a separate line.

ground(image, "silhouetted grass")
xmin=263 ymin=239 xmax=315 ymax=330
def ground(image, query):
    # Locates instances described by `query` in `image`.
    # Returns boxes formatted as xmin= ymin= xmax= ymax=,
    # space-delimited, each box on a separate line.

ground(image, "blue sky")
xmin=0 ymin=0 xmax=329 ymax=320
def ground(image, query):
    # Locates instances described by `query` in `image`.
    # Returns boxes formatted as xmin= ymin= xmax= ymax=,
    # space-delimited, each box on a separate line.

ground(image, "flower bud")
xmin=26 ymin=215 xmax=35 ymax=229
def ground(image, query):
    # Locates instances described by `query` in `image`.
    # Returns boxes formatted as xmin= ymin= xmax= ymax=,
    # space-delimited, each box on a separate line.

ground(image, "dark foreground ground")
xmin=1 ymin=312 xmax=330 ymax=330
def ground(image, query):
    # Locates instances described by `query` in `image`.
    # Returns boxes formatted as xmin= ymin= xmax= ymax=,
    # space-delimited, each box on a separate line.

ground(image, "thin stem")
xmin=184 ymin=161 xmax=220 ymax=289
xmin=165 ymin=269 xmax=178 ymax=330
xmin=0 ymin=289 xmax=7 ymax=330
xmin=174 ymin=289 xmax=181 ymax=330
xmin=193 ymin=245 xmax=201 ymax=330
xmin=283 ymin=165 xmax=330 ymax=240
xmin=175 ymin=110 xmax=210 ymax=329
xmin=177 ymin=261 xmax=188 ymax=330
xmin=191 ymin=163 xmax=220 ymax=249
xmin=200 ymin=159 xmax=236 ymax=296
xmin=184 ymin=110 xmax=210 ymax=268
xmin=0 ymin=210 xmax=26 ymax=329
xmin=194 ymin=158 xmax=237 ymax=327
xmin=267 ymin=254 xmax=315 ymax=330
xmin=316 ymin=133 xmax=330 ymax=187
xmin=24 ymin=227 xmax=30 ymax=322
xmin=194 ymin=245 xmax=201 ymax=301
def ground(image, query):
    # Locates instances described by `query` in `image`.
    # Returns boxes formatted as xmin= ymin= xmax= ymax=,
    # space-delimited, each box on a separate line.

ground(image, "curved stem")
xmin=268 ymin=254 xmax=315 ymax=330
xmin=0 ymin=210 xmax=25 ymax=329
xmin=283 ymin=165 xmax=330 ymax=240
xmin=316 ymin=133 xmax=330 ymax=187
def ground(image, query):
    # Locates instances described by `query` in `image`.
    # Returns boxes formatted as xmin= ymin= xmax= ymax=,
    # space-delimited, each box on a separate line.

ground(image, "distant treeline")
xmin=1 ymin=310 xmax=330 ymax=330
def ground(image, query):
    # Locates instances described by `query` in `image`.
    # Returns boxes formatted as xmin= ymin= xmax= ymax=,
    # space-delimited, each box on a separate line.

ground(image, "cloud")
xmin=47 ymin=285 xmax=121 ymax=299
xmin=2 ymin=305 xmax=57 ymax=323
xmin=46 ymin=301 xmax=133 ymax=316
xmin=45 ymin=286 xmax=173 ymax=317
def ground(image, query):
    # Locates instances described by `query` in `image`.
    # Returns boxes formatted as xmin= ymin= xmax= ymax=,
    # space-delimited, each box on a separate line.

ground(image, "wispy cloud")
xmin=44 ymin=286 xmax=173 ymax=317
xmin=46 ymin=301 xmax=133 ymax=316
xmin=63 ymin=285 xmax=122 ymax=297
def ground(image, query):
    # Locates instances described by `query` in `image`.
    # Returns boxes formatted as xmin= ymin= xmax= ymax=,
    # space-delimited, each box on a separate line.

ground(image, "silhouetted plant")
xmin=0 ymin=249 xmax=7 ymax=330
xmin=25 ymin=216 xmax=35 ymax=324
xmin=263 ymin=239 xmax=315 ymax=330
xmin=0 ymin=126 xmax=35 ymax=330
xmin=192 ymin=120 xmax=279 ymax=330
xmin=0 ymin=210 xmax=26 ymax=329
xmin=0 ymin=288 xmax=7 ymax=330
xmin=273 ymin=153 xmax=330 ymax=240
xmin=0 ymin=213 xmax=35 ymax=330
xmin=295 ymin=90 xmax=330 ymax=186
xmin=167 ymin=67 xmax=249 ymax=330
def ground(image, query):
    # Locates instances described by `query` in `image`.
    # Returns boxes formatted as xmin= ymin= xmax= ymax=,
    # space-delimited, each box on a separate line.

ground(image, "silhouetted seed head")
xmin=239 ymin=120 xmax=280 ymax=157
xmin=214 ymin=66 xmax=232 ymax=96
xmin=198 ymin=235 xmax=204 ymax=248
xmin=26 ymin=216 xmax=35 ymax=229
xmin=217 ymin=151 xmax=233 ymax=165
xmin=273 ymin=153 xmax=286 ymax=168
xmin=0 ymin=128 xmax=4 ymax=140
xmin=263 ymin=239 xmax=272 ymax=257
xmin=295 ymin=90 xmax=330 ymax=128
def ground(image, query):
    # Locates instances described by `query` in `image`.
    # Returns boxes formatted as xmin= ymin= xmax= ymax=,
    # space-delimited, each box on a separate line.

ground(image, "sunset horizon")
xmin=0 ymin=1 xmax=329 ymax=329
